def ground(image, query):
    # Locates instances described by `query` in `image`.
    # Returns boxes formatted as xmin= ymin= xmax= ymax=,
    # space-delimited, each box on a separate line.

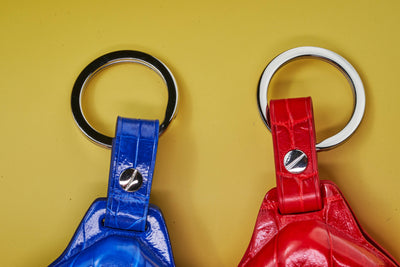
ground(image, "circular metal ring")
xmin=258 ymin=46 xmax=365 ymax=151
xmin=71 ymin=50 xmax=178 ymax=148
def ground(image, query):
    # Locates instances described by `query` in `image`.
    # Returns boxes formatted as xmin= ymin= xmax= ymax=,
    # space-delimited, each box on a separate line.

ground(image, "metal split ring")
xmin=258 ymin=46 xmax=366 ymax=151
xmin=71 ymin=50 xmax=178 ymax=148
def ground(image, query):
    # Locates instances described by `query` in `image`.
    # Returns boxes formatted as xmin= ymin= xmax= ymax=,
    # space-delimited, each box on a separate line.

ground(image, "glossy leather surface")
xmin=239 ymin=98 xmax=399 ymax=266
xmin=50 ymin=118 xmax=175 ymax=266
xmin=239 ymin=181 xmax=399 ymax=267
xmin=269 ymin=97 xmax=321 ymax=214
xmin=105 ymin=118 xmax=159 ymax=232
xmin=49 ymin=200 xmax=174 ymax=266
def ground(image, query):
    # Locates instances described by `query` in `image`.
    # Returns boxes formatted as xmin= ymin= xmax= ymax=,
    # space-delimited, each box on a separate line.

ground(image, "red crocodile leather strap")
xmin=269 ymin=97 xmax=322 ymax=214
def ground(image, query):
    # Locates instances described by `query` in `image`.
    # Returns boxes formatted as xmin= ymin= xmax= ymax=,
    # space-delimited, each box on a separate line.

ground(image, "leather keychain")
xmin=239 ymin=47 xmax=400 ymax=266
xmin=50 ymin=51 xmax=178 ymax=267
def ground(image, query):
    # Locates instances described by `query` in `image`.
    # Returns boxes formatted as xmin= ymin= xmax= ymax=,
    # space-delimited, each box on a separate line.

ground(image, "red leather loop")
xmin=269 ymin=97 xmax=322 ymax=214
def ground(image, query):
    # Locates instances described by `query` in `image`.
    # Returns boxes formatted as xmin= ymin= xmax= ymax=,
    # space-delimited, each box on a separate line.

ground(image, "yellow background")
xmin=1 ymin=1 xmax=399 ymax=266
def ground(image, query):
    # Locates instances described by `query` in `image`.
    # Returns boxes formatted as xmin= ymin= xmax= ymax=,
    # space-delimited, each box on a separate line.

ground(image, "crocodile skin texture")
xmin=49 ymin=200 xmax=174 ymax=266
xmin=239 ymin=98 xmax=399 ymax=266
xmin=50 ymin=118 xmax=175 ymax=267
xmin=238 ymin=181 xmax=399 ymax=267
xmin=269 ymin=97 xmax=321 ymax=214
xmin=105 ymin=118 xmax=159 ymax=232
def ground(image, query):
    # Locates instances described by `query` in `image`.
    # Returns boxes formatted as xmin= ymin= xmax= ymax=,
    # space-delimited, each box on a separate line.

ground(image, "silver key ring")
xmin=71 ymin=50 xmax=178 ymax=148
xmin=258 ymin=46 xmax=366 ymax=151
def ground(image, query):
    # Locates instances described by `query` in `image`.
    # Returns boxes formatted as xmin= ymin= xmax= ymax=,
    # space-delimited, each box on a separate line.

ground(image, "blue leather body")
xmin=50 ymin=118 xmax=175 ymax=267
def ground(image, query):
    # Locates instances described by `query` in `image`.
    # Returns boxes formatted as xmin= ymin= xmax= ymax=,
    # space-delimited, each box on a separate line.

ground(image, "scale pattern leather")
xmin=49 ymin=199 xmax=175 ymax=266
xmin=50 ymin=118 xmax=175 ymax=266
xmin=238 ymin=181 xmax=399 ymax=267
xmin=105 ymin=118 xmax=159 ymax=231
xmin=269 ymin=97 xmax=322 ymax=214
xmin=239 ymin=97 xmax=399 ymax=266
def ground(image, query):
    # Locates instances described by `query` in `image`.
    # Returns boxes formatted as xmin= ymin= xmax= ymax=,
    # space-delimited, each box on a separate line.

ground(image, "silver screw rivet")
xmin=119 ymin=168 xmax=143 ymax=192
xmin=283 ymin=149 xmax=308 ymax=174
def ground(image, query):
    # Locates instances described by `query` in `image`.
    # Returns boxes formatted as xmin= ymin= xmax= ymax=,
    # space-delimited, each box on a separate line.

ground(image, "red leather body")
xmin=238 ymin=181 xmax=399 ymax=267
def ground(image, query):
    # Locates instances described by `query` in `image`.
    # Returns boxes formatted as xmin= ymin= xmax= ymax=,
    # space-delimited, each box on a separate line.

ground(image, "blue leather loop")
xmin=105 ymin=118 xmax=159 ymax=231
xmin=50 ymin=118 xmax=175 ymax=266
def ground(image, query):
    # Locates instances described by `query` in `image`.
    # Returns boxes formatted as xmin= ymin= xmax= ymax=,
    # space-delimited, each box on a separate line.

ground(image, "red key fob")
xmin=239 ymin=98 xmax=399 ymax=267
xmin=240 ymin=47 xmax=399 ymax=267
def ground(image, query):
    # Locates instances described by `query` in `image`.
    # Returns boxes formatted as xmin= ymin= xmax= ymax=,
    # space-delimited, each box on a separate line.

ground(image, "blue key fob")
xmin=50 ymin=51 xmax=178 ymax=267
xmin=50 ymin=119 xmax=175 ymax=267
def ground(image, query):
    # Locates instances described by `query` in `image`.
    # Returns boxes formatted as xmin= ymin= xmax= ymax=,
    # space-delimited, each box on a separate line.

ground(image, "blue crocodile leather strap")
xmin=104 ymin=117 xmax=159 ymax=232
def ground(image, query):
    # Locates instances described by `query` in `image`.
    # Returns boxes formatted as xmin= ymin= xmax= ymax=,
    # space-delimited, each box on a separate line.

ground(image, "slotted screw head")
xmin=283 ymin=150 xmax=308 ymax=174
xmin=119 ymin=168 xmax=143 ymax=192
